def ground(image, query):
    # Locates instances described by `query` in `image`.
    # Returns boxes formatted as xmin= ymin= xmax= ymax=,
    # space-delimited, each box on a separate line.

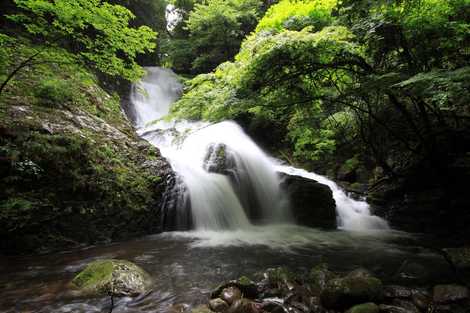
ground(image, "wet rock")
xmin=258 ymin=267 xmax=300 ymax=298
xmin=228 ymin=299 xmax=259 ymax=313
xmin=203 ymin=143 xmax=234 ymax=175
xmin=395 ymin=261 xmax=428 ymax=283
xmin=168 ymin=303 xmax=191 ymax=313
xmin=71 ymin=259 xmax=152 ymax=297
xmin=391 ymin=299 xmax=420 ymax=313
xmin=221 ymin=286 xmax=243 ymax=305
xmin=378 ymin=304 xmax=414 ymax=313
xmin=259 ymin=300 xmax=286 ymax=313
xmin=320 ymin=270 xmax=383 ymax=310
xmin=192 ymin=305 xmax=213 ymax=313
xmin=279 ymin=173 xmax=336 ymax=229
xmin=433 ymin=284 xmax=469 ymax=304
xmin=211 ymin=277 xmax=258 ymax=300
xmin=411 ymin=289 xmax=431 ymax=311
xmin=345 ymin=303 xmax=379 ymax=313
xmin=383 ymin=285 xmax=412 ymax=299
xmin=309 ymin=263 xmax=336 ymax=295
xmin=209 ymin=298 xmax=229 ymax=312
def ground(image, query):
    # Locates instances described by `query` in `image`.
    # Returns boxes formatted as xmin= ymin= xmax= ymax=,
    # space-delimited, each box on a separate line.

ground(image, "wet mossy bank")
xmin=0 ymin=48 xmax=173 ymax=254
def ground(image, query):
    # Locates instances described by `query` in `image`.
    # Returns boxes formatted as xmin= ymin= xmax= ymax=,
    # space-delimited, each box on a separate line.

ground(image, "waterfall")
xmin=276 ymin=165 xmax=389 ymax=230
xmin=130 ymin=67 xmax=389 ymax=232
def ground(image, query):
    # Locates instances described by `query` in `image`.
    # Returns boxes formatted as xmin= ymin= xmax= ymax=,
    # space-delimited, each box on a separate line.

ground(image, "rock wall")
xmin=0 ymin=91 xmax=174 ymax=254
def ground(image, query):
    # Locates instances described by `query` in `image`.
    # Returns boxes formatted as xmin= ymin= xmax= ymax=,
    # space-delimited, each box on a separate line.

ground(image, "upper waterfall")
xmin=130 ymin=67 xmax=389 ymax=232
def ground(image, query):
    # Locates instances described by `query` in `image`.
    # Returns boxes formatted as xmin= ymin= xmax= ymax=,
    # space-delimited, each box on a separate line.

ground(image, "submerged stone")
xmin=72 ymin=259 xmax=152 ymax=297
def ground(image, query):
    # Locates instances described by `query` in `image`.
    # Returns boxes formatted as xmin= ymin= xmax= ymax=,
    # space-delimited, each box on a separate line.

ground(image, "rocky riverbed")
xmin=172 ymin=265 xmax=470 ymax=313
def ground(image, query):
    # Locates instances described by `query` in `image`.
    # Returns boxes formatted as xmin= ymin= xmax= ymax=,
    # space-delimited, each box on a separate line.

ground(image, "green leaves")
xmin=184 ymin=0 xmax=262 ymax=73
xmin=8 ymin=0 xmax=157 ymax=81
xmin=256 ymin=0 xmax=338 ymax=32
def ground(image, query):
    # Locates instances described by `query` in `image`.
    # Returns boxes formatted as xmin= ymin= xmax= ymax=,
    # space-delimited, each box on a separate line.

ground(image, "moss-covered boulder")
xmin=72 ymin=259 xmax=152 ymax=297
xmin=0 ymin=46 xmax=173 ymax=254
xmin=320 ymin=269 xmax=383 ymax=310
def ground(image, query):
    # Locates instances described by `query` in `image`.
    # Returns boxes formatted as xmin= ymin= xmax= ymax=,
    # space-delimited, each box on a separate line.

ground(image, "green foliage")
xmin=173 ymin=0 xmax=470 ymax=170
xmin=8 ymin=0 xmax=157 ymax=81
xmin=163 ymin=0 xmax=263 ymax=74
xmin=256 ymin=0 xmax=338 ymax=32
xmin=34 ymin=78 xmax=74 ymax=106
xmin=186 ymin=0 xmax=262 ymax=73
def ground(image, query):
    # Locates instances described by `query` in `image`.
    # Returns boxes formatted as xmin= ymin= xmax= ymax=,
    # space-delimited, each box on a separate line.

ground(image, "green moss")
xmin=72 ymin=259 xmax=152 ymax=296
xmin=72 ymin=259 xmax=114 ymax=290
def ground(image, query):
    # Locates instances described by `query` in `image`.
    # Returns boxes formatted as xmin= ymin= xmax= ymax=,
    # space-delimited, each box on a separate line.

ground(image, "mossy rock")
xmin=346 ymin=303 xmax=379 ymax=313
xmin=72 ymin=259 xmax=152 ymax=297
xmin=309 ymin=263 xmax=336 ymax=294
xmin=321 ymin=270 xmax=383 ymax=310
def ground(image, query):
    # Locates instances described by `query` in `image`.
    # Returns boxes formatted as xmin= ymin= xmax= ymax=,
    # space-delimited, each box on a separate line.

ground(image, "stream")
xmin=0 ymin=229 xmax=454 ymax=313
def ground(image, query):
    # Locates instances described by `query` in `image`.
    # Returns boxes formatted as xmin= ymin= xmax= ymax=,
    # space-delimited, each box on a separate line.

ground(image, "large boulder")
xmin=279 ymin=173 xmax=336 ymax=228
xmin=72 ymin=259 xmax=152 ymax=297
xmin=0 ymin=81 xmax=174 ymax=255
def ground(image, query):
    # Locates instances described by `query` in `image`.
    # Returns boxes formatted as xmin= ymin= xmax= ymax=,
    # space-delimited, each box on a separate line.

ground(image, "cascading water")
xmin=276 ymin=165 xmax=389 ymax=230
xmin=132 ymin=67 xmax=291 ymax=231
xmin=130 ymin=67 xmax=389 ymax=234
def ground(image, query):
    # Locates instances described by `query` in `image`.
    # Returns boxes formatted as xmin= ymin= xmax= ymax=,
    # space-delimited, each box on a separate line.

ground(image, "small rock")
xmin=346 ymin=302 xmax=379 ymax=313
xmin=378 ymin=304 xmax=414 ymax=313
xmin=433 ymin=284 xmax=469 ymax=304
xmin=192 ymin=305 xmax=212 ymax=313
xmin=168 ymin=303 xmax=191 ymax=313
xmin=228 ymin=299 xmax=259 ymax=313
xmin=383 ymin=285 xmax=412 ymax=299
xmin=411 ymin=290 xmax=431 ymax=311
xmin=209 ymin=298 xmax=229 ymax=312
xmin=211 ymin=277 xmax=258 ymax=300
xmin=391 ymin=299 xmax=420 ymax=313
xmin=221 ymin=286 xmax=242 ymax=305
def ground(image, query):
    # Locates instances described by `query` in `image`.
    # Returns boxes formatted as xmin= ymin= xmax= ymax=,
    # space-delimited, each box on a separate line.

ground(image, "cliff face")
xmin=0 ymin=58 xmax=174 ymax=254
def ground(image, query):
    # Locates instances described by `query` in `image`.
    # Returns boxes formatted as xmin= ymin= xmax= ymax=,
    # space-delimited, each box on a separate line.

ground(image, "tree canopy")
xmin=1 ymin=0 xmax=157 ymax=96
xmin=171 ymin=0 xmax=470 ymax=175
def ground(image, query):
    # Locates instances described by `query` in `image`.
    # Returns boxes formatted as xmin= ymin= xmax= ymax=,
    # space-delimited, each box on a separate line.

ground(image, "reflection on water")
xmin=0 ymin=226 xmax=453 ymax=313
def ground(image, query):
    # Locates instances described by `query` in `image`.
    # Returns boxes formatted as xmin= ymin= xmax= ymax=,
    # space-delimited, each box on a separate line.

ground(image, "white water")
xmin=276 ymin=165 xmax=389 ymax=231
xmin=130 ymin=67 xmax=389 ymax=237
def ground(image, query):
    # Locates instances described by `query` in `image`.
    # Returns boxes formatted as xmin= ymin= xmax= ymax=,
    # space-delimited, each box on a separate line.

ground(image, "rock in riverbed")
xmin=72 ymin=259 xmax=152 ymax=297
xmin=279 ymin=173 xmax=337 ymax=229
xmin=320 ymin=269 xmax=383 ymax=310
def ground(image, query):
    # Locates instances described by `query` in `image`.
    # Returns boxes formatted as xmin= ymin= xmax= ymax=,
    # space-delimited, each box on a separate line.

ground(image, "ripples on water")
xmin=0 ymin=226 xmax=453 ymax=313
